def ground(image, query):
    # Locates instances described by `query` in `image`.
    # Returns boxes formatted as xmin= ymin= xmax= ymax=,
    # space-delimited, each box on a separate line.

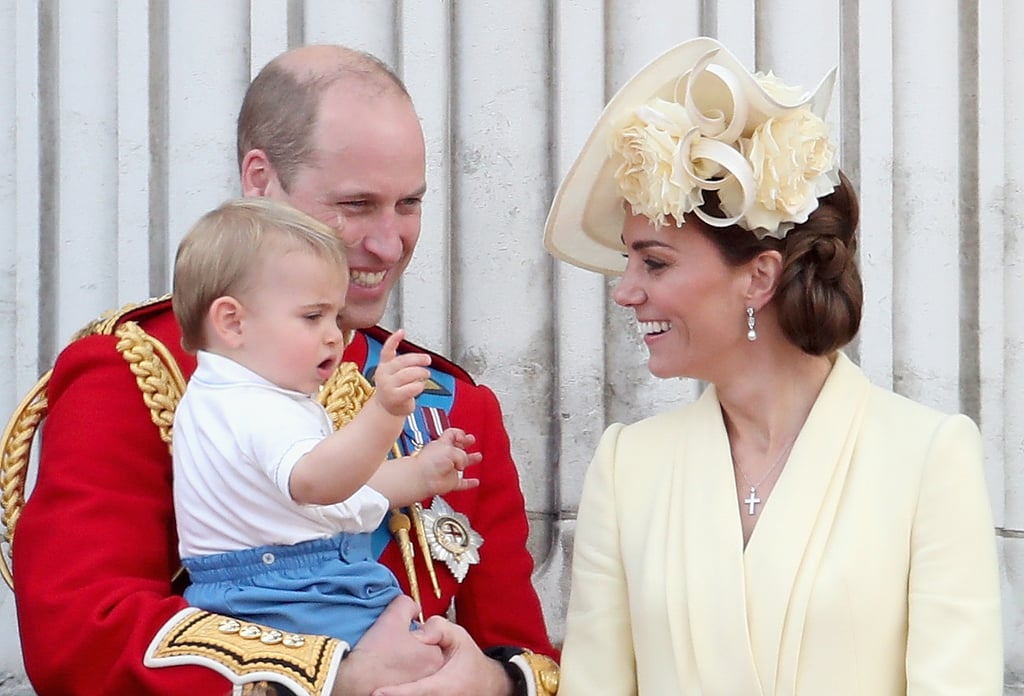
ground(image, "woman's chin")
xmin=646 ymin=360 xmax=680 ymax=380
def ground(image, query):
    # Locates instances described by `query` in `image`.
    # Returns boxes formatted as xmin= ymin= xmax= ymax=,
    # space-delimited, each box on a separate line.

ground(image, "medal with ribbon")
xmin=401 ymin=408 xmax=484 ymax=584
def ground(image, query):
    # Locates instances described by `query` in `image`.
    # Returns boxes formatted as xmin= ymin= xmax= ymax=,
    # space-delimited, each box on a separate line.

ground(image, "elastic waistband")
xmin=182 ymin=532 xmax=374 ymax=584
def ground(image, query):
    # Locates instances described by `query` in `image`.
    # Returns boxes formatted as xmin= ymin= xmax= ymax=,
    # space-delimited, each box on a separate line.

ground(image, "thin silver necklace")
xmin=734 ymin=436 xmax=798 ymax=516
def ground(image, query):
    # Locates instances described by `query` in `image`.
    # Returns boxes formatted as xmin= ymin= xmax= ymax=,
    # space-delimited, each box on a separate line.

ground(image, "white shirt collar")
xmin=193 ymin=350 xmax=316 ymax=399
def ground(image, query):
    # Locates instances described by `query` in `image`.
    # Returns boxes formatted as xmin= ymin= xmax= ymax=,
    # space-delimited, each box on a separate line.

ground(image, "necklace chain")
xmin=734 ymin=436 xmax=798 ymax=516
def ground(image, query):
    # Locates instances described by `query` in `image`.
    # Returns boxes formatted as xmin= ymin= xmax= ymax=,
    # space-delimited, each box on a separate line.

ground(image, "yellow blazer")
xmin=560 ymin=353 xmax=1002 ymax=695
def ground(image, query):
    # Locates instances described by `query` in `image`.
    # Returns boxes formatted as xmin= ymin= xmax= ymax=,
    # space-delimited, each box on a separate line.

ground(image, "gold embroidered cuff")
xmin=509 ymin=650 xmax=560 ymax=696
xmin=144 ymin=608 xmax=347 ymax=696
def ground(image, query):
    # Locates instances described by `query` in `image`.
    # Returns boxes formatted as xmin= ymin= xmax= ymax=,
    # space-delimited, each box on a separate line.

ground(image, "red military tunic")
xmin=14 ymin=298 xmax=555 ymax=694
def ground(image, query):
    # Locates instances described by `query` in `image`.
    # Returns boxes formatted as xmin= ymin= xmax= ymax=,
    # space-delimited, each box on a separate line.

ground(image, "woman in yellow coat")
xmin=544 ymin=37 xmax=1003 ymax=695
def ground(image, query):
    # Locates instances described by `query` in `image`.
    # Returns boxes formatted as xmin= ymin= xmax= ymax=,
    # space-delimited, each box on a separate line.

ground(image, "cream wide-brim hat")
xmin=543 ymin=36 xmax=837 ymax=275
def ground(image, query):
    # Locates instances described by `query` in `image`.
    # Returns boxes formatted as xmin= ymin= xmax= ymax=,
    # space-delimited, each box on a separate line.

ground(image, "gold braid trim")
xmin=115 ymin=321 xmax=186 ymax=455
xmin=317 ymin=361 xmax=375 ymax=428
xmin=510 ymin=651 xmax=560 ymax=695
xmin=145 ymin=608 xmax=344 ymax=695
xmin=0 ymin=373 xmax=51 ymax=588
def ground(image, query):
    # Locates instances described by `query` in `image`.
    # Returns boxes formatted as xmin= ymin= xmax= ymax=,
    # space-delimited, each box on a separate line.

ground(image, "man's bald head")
xmin=236 ymin=45 xmax=410 ymax=190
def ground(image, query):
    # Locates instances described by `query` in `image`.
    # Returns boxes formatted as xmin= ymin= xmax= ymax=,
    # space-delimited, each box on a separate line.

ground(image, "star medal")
xmin=420 ymin=495 xmax=483 ymax=582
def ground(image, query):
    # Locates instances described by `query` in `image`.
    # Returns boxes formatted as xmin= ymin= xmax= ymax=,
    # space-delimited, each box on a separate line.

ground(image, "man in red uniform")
xmin=13 ymin=45 xmax=557 ymax=696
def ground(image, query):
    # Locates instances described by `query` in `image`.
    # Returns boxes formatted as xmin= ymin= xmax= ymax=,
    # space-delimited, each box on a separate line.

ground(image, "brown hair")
xmin=236 ymin=46 xmax=409 ymax=191
xmin=694 ymin=172 xmax=862 ymax=355
xmin=172 ymin=198 xmax=348 ymax=353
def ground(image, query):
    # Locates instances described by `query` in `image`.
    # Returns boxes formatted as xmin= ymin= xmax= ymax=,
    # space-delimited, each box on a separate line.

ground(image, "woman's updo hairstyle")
xmin=694 ymin=171 xmax=862 ymax=355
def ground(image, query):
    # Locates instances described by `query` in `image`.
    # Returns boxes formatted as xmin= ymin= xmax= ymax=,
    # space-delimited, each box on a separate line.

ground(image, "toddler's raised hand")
xmin=413 ymin=428 xmax=482 ymax=497
xmin=373 ymin=329 xmax=431 ymax=417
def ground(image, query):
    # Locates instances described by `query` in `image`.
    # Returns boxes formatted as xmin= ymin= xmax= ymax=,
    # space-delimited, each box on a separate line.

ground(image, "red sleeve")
xmin=14 ymin=332 xmax=230 ymax=694
xmin=445 ymin=382 xmax=559 ymax=661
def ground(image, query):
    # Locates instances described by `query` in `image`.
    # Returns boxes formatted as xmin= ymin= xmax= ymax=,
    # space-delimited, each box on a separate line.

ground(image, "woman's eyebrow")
xmin=628 ymin=239 xmax=674 ymax=251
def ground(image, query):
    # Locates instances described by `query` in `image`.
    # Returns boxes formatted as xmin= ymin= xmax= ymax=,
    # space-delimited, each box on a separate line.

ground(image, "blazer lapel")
xmin=742 ymin=353 xmax=871 ymax=692
xmin=674 ymin=387 xmax=763 ymax=695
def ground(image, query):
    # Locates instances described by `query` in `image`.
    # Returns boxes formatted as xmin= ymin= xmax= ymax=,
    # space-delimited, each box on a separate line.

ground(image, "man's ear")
xmin=240 ymin=149 xmax=276 ymax=197
xmin=745 ymin=249 xmax=784 ymax=310
xmin=208 ymin=296 xmax=245 ymax=349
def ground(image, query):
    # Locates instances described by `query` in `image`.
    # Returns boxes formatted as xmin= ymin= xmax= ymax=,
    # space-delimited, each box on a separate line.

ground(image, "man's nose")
xmin=362 ymin=211 xmax=404 ymax=264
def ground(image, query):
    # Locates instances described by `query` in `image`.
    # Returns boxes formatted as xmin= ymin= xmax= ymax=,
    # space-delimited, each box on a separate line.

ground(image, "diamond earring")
xmin=746 ymin=306 xmax=757 ymax=341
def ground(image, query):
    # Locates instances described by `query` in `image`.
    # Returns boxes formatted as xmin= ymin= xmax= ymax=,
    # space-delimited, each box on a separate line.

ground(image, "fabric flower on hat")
xmin=612 ymin=99 xmax=718 ymax=228
xmin=608 ymin=54 xmax=839 ymax=239
xmin=719 ymin=108 xmax=840 ymax=238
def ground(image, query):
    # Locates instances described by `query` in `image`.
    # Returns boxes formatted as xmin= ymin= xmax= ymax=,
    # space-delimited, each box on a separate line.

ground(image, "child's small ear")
xmin=208 ymin=296 xmax=245 ymax=348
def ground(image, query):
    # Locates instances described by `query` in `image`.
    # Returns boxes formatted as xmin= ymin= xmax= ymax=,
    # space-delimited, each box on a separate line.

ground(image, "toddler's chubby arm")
xmin=289 ymin=329 xmax=430 ymax=505
xmin=370 ymin=427 xmax=482 ymax=508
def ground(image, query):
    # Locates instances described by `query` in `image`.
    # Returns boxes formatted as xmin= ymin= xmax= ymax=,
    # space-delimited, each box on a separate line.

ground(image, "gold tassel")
xmin=410 ymin=501 xmax=441 ymax=599
xmin=387 ymin=509 xmax=423 ymax=623
xmin=404 ymin=442 xmax=442 ymax=599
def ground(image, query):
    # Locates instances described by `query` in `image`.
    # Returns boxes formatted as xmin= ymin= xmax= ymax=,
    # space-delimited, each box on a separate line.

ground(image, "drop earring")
xmin=746 ymin=306 xmax=757 ymax=341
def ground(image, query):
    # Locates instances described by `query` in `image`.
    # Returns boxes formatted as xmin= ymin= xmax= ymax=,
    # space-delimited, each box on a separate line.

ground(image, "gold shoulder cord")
xmin=317 ymin=362 xmax=374 ymax=431
xmin=0 ymin=374 xmax=50 ymax=587
xmin=115 ymin=321 xmax=186 ymax=453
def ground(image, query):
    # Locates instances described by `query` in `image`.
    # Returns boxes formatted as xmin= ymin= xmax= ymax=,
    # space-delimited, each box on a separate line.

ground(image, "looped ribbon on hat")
xmin=670 ymin=51 xmax=757 ymax=230
xmin=611 ymin=45 xmax=838 ymax=240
